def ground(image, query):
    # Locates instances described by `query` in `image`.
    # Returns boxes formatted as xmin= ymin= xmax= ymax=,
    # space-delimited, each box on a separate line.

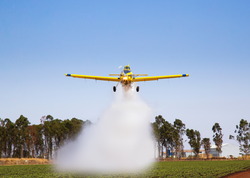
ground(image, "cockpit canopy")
xmin=124 ymin=65 xmax=130 ymax=70
xmin=123 ymin=70 xmax=131 ymax=74
xmin=123 ymin=65 xmax=131 ymax=74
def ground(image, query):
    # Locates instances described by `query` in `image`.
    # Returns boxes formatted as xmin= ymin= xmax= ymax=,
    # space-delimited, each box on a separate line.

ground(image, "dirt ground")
xmin=0 ymin=158 xmax=51 ymax=166
xmin=224 ymin=169 xmax=250 ymax=178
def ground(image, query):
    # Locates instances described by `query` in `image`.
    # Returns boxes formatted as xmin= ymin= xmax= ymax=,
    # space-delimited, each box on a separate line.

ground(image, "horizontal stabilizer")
xmin=132 ymin=74 xmax=148 ymax=76
xmin=109 ymin=74 xmax=121 ymax=76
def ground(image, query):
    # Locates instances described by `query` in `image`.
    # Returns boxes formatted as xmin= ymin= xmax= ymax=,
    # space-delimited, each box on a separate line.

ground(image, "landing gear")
xmin=113 ymin=86 xmax=116 ymax=92
xmin=136 ymin=86 xmax=139 ymax=92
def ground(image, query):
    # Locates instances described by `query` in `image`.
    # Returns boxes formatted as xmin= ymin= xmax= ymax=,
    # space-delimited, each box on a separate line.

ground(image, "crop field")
xmin=0 ymin=160 xmax=250 ymax=177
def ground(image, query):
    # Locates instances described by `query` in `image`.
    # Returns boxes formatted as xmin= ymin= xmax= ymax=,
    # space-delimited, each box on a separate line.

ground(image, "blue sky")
xmin=1 ymin=0 xmax=250 ymax=148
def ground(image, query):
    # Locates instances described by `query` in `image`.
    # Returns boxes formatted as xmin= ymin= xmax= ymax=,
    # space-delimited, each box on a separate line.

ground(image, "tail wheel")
xmin=113 ymin=86 xmax=116 ymax=92
xmin=136 ymin=86 xmax=139 ymax=92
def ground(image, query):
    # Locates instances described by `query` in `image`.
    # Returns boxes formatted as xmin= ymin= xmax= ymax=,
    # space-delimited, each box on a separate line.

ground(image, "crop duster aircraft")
xmin=65 ymin=65 xmax=189 ymax=92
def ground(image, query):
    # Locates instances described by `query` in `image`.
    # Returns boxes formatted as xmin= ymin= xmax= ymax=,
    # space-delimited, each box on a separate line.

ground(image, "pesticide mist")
xmin=56 ymin=87 xmax=155 ymax=173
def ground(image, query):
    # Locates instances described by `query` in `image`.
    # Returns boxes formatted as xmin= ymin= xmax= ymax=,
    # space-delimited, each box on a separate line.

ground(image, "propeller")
xmin=118 ymin=66 xmax=123 ymax=72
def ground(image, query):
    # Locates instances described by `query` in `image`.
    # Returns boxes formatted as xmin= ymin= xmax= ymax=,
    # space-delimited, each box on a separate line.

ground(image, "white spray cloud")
xmin=56 ymin=86 xmax=155 ymax=173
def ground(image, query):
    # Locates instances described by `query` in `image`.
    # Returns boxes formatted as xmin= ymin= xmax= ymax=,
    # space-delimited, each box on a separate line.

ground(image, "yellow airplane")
xmin=65 ymin=64 xmax=189 ymax=92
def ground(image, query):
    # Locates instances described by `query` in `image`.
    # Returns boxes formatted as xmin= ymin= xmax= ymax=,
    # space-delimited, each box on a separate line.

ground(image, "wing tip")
xmin=65 ymin=73 xmax=71 ymax=76
xmin=182 ymin=74 xmax=189 ymax=77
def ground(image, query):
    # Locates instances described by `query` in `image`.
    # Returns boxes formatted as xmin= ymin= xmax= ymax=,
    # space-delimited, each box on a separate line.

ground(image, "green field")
xmin=0 ymin=160 xmax=250 ymax=178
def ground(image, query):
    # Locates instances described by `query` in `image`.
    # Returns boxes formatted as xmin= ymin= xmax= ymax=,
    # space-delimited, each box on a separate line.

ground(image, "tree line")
xmin=152 ymin=115 xmax=250 ymax=159
xmin=0 ymin=115 xmax=249 ymax=159
xmin=0 ymin=115 xmax=89 ymax=159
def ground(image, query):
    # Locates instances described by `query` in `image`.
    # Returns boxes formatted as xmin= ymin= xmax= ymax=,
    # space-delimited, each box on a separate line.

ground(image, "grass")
xmin=0 ymin=160 xmax=250 ymax=177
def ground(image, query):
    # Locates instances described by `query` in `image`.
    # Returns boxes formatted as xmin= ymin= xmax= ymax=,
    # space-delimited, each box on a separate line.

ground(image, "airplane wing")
xmin=65 ymin=74 xmax=120 ymax=82
xmin=133 ymin=74 xmax=189 ymax=82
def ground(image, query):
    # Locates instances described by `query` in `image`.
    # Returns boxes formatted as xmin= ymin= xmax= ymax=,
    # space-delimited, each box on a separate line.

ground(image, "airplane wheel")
xmin=136 ymin=86 xmax=139 ymax=92
xmin=113 ymin=86 xmax=116 ymax=92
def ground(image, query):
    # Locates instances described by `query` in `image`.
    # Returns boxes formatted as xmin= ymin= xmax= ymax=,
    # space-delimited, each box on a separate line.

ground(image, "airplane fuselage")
xmin=120 ymin=71 xmax=132 ymax=86
xmin=119 ymin=66 xmax=135 ymax=89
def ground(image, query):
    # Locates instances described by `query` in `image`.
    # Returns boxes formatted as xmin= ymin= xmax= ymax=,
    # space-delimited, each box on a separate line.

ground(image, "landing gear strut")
xmin=113 ymin=82 xmax=119 ymax=92
xmin=136 ymin=86 xmax=139 ymax=92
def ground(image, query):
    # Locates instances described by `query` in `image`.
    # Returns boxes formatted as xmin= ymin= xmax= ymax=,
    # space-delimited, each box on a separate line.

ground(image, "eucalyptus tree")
xmin=0 ymin=115 xmax=87 ymax=158
xmin=4 ymin=118 xmax=15 ymax=157
xmin=229 ymin=119 xmax=250 ymax=158
xmin=53 ymin=118 xmax=67 ymax=151
xmin=0 ymin=118 xmax=4 ymax=158
xmin=212 ymin=123 xmax=223 ymax=157
xmin=43 ymin=115 xmax=54 ymax=159
xmin=62 ymin=118 xmax=83 ymax=141
xmin=160 ymin=120 xmax=174 ymax=158
xmin=201 ymin=138 xmax=211 ymax=159
xmin=62 ymin=119 xmax=73 ymax=141
xmin=173 ymin=119 xmax=186 ymax=158
xmin=43 ymin=116 xmax=85 ymax=159
xmin=0 ymin=118 xmax=10 ymax=158
xmin=25 ymin=124 xmax=44 ymax=158
xmin=34 ymin=124 xmax=44 ymax=157
xmin=28 ymin=125 xmax=39 ymax=157
xmin=186 ymin=129 xmax=201 ymax=157
xmin=15 ymin=115 xmax=30 ymax=158
xmin=70 ymin=117 xmax=85 ymax=140
xmin=154 ymin=115 xmax=166 ymax=158
xmin=151 ymin=122 xmax=159 ymax=158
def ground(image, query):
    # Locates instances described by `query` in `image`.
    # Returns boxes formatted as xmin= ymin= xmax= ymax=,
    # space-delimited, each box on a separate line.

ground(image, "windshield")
xmin=123 ymin=70 xmax=131 ymax=74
